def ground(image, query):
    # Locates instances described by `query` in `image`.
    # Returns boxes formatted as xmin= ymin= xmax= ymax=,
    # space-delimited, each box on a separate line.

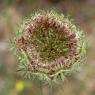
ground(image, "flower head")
xmin=13 ymin=11 xmax=87 ymax=82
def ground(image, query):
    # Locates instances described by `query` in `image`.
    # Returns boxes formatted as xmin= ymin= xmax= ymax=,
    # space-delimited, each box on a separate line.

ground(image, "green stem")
xmin=41 ymin=83 xmax=53 ymax=95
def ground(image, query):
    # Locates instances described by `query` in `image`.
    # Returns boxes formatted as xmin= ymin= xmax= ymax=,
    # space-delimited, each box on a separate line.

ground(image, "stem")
xmin=40 ymin=82 xmax=53 ymax=95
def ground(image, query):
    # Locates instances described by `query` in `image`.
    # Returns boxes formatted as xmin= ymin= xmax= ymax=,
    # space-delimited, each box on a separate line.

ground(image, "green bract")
xmin=12 ymin=10 xmax=87 ymax=83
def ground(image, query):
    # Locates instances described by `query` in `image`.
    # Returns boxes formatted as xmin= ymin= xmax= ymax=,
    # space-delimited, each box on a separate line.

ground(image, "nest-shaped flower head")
xmin=14 ymin=11 xmax=86 ymax=82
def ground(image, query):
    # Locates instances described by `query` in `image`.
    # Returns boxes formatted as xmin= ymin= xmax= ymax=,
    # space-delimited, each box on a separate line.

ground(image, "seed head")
xmin=14 ymin=11 xmax=87 ymax=82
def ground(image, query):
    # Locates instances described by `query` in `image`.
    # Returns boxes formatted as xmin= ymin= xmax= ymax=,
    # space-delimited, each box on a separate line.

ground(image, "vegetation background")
xmin=0 ymin=0 xmax=95 ymax=95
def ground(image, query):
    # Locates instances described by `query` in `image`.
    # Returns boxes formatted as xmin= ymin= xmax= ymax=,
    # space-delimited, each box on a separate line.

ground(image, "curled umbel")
xmin=15 ymin=11 xmax=86 ymax=82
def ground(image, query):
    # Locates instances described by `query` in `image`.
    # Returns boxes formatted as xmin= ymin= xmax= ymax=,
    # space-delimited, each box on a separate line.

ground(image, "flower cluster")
xmin=14 ymin=11 xmax=86 ymax=82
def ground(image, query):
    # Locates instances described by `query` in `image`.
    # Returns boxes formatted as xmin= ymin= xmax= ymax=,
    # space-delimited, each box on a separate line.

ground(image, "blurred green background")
xmin=0 ymin=0 xmax=95 ymax=95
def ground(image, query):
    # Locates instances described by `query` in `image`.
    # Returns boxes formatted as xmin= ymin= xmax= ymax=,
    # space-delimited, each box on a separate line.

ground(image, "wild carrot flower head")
xmin=13 ymin=11 xmax=87 ymax=82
